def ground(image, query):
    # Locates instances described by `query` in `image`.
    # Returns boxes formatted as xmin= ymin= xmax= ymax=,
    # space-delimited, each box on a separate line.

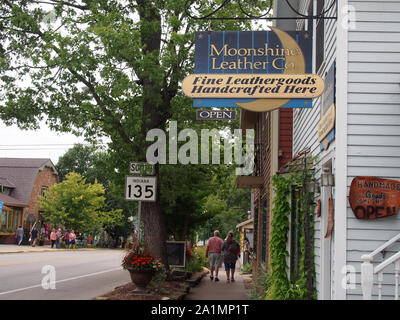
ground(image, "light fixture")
xmin=309 ymin=179 xmax=321 ymax=194
xmin=321 ymin=170 xmax=335 ymax=187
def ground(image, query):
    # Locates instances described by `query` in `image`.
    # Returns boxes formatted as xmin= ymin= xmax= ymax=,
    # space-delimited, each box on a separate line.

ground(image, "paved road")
xmin=0 ymin=250 xmax=130 ymax=300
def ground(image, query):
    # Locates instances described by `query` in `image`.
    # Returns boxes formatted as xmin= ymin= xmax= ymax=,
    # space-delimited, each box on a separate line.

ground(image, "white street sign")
xmin=129 ymin=162 xmax=155 ymax=175
xmin=125 ymin=176 xmax=157 ymax=202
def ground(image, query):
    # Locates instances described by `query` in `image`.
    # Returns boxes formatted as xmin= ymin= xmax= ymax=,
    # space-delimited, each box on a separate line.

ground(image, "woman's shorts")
xmin=70 ymin=240 xmax=76 ymax=245
xmin=209 ymin=252 xmax=222 ymax=268
xmin=224 ymin=262 xmax=236 ymax=271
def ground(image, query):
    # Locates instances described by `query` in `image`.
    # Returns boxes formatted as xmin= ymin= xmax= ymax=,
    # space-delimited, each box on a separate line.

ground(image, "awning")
xmin=236 ymin=176 xmax=263 ymax=188
xmin=236 ymin=218 xmax=254 ymax=230
xmin=0 ymin=193 xmax=27 ymax=208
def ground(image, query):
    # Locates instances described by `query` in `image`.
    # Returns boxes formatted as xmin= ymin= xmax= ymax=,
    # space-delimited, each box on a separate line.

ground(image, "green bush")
xmin=247 ymin=265 xmax=270 ymax=300
xmin=150 ymin=264 xmax=167 ymax=292
xmin=241 ymin=262 xmax=253 ymax=273
xmin=184 ymin=246 xmax=207 ymax=273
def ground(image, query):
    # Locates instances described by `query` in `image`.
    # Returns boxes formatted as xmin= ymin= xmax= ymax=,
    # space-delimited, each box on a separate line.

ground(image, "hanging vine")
xmin=267 ymin=154 xmax=317 ymax=300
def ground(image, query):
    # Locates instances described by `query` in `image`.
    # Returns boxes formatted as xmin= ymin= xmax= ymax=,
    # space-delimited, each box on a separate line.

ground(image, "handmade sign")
xmin=349 ymin=176 xmax=400 ymax=220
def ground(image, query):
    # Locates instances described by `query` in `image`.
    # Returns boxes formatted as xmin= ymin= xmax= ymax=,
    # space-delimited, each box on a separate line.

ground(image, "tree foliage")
xmin=202 ymin=170 xmax=251 ymax=241
xmin=56 ymin=144 xmax=135 ymax=242
xmin=0 ymin=0 xmax=256 ymax=263
xmin=40 ymin=172 xmax=123 ymax=235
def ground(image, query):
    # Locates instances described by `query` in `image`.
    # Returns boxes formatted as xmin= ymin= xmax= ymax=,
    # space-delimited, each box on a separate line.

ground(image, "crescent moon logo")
xmin=235 ymin=27 xmax=307 ymax=112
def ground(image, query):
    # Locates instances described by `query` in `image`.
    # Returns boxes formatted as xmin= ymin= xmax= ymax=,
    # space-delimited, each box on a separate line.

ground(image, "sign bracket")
xmin=184 ymin=0 xmax=337 ymax=21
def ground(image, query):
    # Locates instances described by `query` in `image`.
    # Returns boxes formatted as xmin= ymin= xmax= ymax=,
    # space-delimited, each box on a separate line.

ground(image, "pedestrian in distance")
xmin=16 ymin=225 xmax=24 ymax=246
xmin=205 ymin=230 xmax=223 ymax=282
xmin=64 ymin=229 xmax=70 ymax=249
xmin=69 ymin=230 xmax=77 ymax=249
xmin=50 ymin=228 xmax=56 ymax=248
xmin=56 ymin=228 xmax=62 ymax=249
xmin=30 ymin=227 xmax=38 ymax=247
xmin=243 ymin=236 xmax=250 ymax=265
xmin=222 ymin=231 xmax=240 ymax=283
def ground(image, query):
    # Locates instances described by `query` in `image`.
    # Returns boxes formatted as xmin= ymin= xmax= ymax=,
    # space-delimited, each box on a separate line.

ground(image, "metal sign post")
xmin=126 ymin=162 xmax=156 ymax=242
xmin=137 ymin=200 xmax=141 ymax=242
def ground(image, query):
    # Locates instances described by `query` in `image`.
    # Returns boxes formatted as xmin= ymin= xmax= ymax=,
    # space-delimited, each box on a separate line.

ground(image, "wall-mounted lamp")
xmin=321 ymin=172 xmax=335 ymax=187
xmin=309 ymin=179 xmax=321 ymax=194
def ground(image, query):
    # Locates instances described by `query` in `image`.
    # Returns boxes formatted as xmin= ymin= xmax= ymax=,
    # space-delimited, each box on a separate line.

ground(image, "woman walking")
xmin=222 ymin=231 xmax=240 ymax=283
xmin=50 ymin=229 xmax=56 ymax=248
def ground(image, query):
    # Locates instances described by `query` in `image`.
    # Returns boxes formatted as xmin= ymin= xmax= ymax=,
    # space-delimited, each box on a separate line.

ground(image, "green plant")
xmin=267 ymin=155 xmax=317 ymax=300
xmin=241 ymin=262 xmax=253 ymax=273
xmin=247 ymin=265 xmax=270 ymax=300
xmin=150 ymin=264 xmax=167 ymax=292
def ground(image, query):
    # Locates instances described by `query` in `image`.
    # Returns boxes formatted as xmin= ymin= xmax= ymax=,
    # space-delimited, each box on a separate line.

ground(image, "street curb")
xmin=0 ymin=248 xmax=101 ymax=255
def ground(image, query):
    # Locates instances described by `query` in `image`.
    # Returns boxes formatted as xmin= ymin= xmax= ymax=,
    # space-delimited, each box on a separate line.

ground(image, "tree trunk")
xmin=142 ymin=200 xmax=169 ymax=269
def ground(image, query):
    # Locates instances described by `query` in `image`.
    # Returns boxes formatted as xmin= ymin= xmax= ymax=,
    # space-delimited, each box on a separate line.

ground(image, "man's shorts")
xmin=209 ymin=252 xmax=222 ymax=268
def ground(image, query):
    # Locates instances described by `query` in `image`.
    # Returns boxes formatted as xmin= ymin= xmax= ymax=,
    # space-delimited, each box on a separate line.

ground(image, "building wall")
xmin=346 ymin=0 xmax=400 ymax=300
xmin=23 ymin=167 xmax=58 ymax=226
xmin=252 ymin=109 xmax=292 ymax=270
xmin=292 ymin=1 xmax=337 ymax=299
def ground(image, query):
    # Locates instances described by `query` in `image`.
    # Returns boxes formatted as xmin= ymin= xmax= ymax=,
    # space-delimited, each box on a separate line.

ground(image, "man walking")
xmin=205 ymin=230 xmax=223 ymax=281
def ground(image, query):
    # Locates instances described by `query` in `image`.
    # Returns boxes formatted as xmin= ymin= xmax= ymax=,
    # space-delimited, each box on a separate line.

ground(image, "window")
xmin=41 ymin=186 xmax=49 ymax=197
xmin=0 ymin=206 xmax=21 ymax=232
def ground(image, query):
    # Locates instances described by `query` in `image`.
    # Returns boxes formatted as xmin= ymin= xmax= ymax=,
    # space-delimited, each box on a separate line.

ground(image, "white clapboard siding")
xmin=293 ymin=2 xmax=337 ymax=299
xmin=347 ymin=0 xmax=400 ymax=300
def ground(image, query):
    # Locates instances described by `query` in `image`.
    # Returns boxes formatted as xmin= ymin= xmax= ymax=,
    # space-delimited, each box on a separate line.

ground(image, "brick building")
xmin=237 ymin=108 xmax=293 ymax=270
xmin=0 ymin=158 xmax=58 ymax=244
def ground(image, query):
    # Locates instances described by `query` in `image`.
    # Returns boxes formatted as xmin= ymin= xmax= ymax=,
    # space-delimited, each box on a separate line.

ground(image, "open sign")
xmin=196 ymin=110 xmax=236 ymax=120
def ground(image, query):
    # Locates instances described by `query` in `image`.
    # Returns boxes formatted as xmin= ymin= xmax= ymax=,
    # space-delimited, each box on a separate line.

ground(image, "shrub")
xmin=247 ymin=265 xmax=271 ymax=300
xmin=241 ymin=262 xmax=253 ymax=273
xmin=184 ymin=246 xmax=207 ymax=273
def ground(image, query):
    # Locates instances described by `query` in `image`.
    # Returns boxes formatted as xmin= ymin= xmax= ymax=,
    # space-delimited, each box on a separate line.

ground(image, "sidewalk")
xmin=0 ymin=244 xmax=97 ymax=254
xmin=185 ymin=263 xmax=250 ymax=300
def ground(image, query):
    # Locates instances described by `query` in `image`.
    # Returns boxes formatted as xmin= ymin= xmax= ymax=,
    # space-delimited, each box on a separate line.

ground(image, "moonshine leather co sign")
xmin=183 ymin=28 xmax=325 ymax=112
xmin=349 ymin=176 xmax=400 ymax=220
xmin=196 ymin=110 xmax=236 ymax=120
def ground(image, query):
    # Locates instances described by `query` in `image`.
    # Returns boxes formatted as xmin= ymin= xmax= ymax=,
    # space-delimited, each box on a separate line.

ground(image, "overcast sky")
xmin=0 ymin=121 xmax=86 ymax=165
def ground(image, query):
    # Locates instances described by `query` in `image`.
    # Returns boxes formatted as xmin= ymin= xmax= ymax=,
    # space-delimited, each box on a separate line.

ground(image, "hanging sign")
xmin=349 ymin=176 xmax=400 ymax=220
xmin=318 ymin=103 xmax=335 ymax=142
xmin=196 ymin=110 xmax=236 ymax=120
xmin=184 ymin=28 xmax=324 ymax=112
xmin=319 ymin=62 xmax=336 ymax=150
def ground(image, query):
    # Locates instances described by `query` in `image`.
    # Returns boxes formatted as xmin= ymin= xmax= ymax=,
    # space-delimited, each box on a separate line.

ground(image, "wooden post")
xmin=361 ymin=255 xmax=373 ymax=300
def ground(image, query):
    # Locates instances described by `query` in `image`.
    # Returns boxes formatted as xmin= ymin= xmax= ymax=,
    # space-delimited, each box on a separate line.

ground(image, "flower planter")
xmin=127 ymin=269 xmax=155 ymax=295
